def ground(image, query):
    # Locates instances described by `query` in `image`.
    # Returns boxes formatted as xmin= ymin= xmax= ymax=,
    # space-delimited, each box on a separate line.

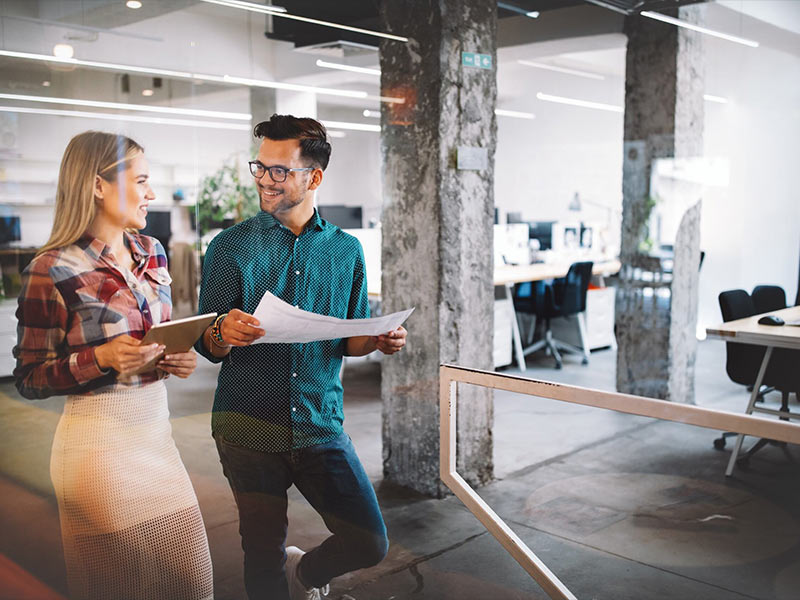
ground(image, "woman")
xmin=13 ymin=131 xmax=213 ymax=600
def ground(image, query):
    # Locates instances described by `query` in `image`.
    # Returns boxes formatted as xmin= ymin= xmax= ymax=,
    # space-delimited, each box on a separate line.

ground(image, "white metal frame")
xmin=439 ymin=364 xmax=800 ymax=600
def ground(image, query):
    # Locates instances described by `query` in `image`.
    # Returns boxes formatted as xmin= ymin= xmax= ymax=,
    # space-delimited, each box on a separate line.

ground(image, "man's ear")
xmin=307 ymin=168 xmax=323 ymax=191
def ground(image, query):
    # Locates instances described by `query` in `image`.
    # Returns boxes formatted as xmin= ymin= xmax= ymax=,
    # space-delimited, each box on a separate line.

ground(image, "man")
xmin=195 ymin=114 xmax=406 ymax=600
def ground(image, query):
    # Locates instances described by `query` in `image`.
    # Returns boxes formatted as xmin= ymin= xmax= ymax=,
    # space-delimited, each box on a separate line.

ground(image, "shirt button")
xmin=292 ymin=372 xmax=297 ymax=377
xmin=295 ymin=270 xmax=300 ymax=275
xmin=292 ymin=407 xmax=297 ymax=412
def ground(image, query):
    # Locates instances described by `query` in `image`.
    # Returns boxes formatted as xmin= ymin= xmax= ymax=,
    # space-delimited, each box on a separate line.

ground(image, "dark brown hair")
xmin=253 ymin=114 xmax=331 ymax=170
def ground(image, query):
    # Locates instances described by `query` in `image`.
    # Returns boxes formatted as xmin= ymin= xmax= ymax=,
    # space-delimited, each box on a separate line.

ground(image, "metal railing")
xmin=439 ymin=364 xmax=800 ymax=600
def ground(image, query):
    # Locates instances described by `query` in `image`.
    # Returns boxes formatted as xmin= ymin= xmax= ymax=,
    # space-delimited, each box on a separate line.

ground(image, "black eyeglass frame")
xmin=248 ymin=160 xmax=314 ymax=182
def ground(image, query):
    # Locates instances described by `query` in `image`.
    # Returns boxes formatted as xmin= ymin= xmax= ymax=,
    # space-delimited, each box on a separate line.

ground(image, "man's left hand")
xmin=374 ymin=326 xmax=407 ymax=355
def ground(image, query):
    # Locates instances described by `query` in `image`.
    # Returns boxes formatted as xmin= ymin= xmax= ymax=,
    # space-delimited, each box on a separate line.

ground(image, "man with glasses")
xmin=195 ymin=114 xmax=406 ymax=600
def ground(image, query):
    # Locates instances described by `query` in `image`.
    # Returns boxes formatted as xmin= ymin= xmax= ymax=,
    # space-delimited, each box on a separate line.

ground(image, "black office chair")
xmin=715 ymin=289 xmax=799 ymax=467
xmin=513 ymin=261 xmax=593 ymax=369
xmin=752 ymin=285 xmax=786 ymax=313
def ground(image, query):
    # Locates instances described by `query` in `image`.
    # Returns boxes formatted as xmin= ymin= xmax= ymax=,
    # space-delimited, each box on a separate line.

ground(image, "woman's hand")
xmin=374 ymin=326 xmax=407 ymax=355
xmin=94 ymin=335 xmax=164 ymax=375
xmin=157 ymin=350 xmax=197 ymax=378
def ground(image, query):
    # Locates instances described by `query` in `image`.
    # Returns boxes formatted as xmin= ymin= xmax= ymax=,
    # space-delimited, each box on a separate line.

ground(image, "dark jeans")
xmin=214 ymin=431 xmax=388 ymax=600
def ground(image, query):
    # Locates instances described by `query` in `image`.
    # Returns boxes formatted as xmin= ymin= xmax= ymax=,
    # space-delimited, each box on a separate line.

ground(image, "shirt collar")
xmin=77 ymin=231 xmax=147 ymax=269
xmin=258 ymin=208 xmax=327 ymax=233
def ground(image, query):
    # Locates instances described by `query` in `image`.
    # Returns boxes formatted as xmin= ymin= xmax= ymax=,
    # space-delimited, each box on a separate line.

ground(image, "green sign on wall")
xmin=462 ymin=52 xmax=492 ymax=70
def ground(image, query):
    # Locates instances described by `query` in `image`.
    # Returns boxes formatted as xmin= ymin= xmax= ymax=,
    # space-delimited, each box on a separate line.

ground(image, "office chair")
xmin=513 ymin=261 xmax=593 ymax=369
xmin=715 ymin=289 xmax=799 ymax=468
xmin=751 ymin=285 xmax=786 ymax=313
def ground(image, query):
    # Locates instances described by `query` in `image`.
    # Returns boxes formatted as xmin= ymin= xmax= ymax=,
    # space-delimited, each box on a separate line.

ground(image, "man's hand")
xmin=374 ymin=326 xmax=407 ymax=355
xmin=157 ymin=350 xmax=197 ymax=378
xmin=220 ymin=309 xmax=266 ymax=346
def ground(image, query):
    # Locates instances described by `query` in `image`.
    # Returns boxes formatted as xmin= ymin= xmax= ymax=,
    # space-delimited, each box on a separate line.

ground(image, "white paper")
xmin=251 ymin=290 xmax=414 ymax=344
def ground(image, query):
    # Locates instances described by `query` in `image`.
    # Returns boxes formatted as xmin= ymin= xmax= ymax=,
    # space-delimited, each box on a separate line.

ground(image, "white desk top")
xmin=367 ymin=259 xmax=621 ymax=297
xmin=705 ymin=305 xmax=800 ymax=350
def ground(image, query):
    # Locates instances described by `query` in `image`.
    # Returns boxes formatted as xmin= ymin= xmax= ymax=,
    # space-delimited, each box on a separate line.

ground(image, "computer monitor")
xmin=317 ymin=205 xmax=363 ymax=229
xmin=141 ymin=210 xmax=172 ymax=260
xmin=0 ymin=216 xmax=21 ymax=245
xmin=528 ymin=221 xmax=554 ymax=251
xmin=506 ymin=212 xmax=524 ymax=224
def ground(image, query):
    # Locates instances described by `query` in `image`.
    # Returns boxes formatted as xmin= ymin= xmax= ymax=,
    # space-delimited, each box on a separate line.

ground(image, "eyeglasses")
xmin=248 ymin=160 xmax=314 ymax=182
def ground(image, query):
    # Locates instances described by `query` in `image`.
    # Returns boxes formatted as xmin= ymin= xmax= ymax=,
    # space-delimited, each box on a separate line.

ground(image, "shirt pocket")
xmin=68 ymin=274 xmax=126 ymax=324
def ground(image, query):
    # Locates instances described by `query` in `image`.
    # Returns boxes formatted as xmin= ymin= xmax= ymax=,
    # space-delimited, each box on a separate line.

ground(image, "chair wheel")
xmin=582 ymin=358 xmax=589 ymax=365
xmin=555 ymin=362 xmax=562 ymax=370
xmin=713 ymin=438 xmax=726 ymax=450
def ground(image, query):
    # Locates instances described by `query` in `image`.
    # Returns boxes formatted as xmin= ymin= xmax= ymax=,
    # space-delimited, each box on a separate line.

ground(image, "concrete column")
xmin=379 ymin=0 xmax=496 ymax=497
xmin=616 ymin=5 xmax=705 ymax=402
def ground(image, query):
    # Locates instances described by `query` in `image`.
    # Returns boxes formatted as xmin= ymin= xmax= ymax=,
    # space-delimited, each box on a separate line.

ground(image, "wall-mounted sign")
xmin=461 ymin=52 xmax=492 ymax=70
xmin=457 ymin=146 xmax=488 ymax=170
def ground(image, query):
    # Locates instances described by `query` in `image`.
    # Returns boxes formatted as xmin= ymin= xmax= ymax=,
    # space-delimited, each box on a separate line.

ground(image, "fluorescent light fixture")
xmin=141 ymin=89 xmax=154 ymax=97
xmin=362 ymin=109 xmax=380 ymax=118
xmin=320 ymin=120 xmax=380 ymax=133
xmin=495 ymin=108 xmax=535 ymax=120
xmin=518 ymin=59 xmax=605 ymax=81
xmin=199 ymin=0 xmax=408 ymax=42
xmin=53 ymin=43 xmax=74 ymax=59
xmin=327 ymin=130 xmax=347 ymax=139
xmin=0 ymin=93 xmax=251 ymax=120
xmin=497 ymin=2 xmax=538 ymax=18
xmin=640 ymin=10 xmax=759 ymax=48
xmin=703 ymin=94 xmax=728 ymax=104
xmin=316 ymin=60 xmax=381 ymax=76
xmin=126 ymin=0 xmax=143 ymax=8
xmin=0 ymin=105 xmax=251 ymax=130
xmin=536 ymin=92 xmax=623 ymax=113
xmin=42 ymin=81 xmax=51 ymax=87
xmin=0 ymin=49 xmax=369 ymax=101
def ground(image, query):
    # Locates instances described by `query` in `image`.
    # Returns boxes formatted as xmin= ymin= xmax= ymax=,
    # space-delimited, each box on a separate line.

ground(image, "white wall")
xmin=698 ymin=4 xmax=800 ymax=330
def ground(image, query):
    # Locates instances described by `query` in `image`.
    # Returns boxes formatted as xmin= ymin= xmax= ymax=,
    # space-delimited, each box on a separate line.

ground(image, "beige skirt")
xmin=51 ymin=381 xmax=213 ymax=600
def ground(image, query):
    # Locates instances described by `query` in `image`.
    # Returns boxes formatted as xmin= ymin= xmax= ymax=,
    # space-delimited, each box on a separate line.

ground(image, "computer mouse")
xmin=757 ymin=315 xmax=785 ymax=326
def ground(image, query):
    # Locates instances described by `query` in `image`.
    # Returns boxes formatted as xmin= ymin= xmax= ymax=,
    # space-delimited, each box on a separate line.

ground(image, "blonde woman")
xmin=14 ymin=131 xmax=213 ymax=600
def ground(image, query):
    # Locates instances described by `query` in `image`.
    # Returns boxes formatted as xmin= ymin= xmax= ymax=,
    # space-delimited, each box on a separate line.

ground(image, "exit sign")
xmin=462 ymin=52 xmax=492 ymax=70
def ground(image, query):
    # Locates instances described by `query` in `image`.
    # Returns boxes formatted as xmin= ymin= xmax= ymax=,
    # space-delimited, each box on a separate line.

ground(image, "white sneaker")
xmin=285 ymin=546 xmax=329 ymax=600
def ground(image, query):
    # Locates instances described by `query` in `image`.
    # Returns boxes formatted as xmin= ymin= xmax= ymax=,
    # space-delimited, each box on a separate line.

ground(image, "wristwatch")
xmin=210 ymin=313 xmax=229 ymax=348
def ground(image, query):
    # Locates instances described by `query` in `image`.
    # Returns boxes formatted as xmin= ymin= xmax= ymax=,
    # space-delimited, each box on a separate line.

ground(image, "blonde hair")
xmin=37 ymin=131 xmax=144 ymax=256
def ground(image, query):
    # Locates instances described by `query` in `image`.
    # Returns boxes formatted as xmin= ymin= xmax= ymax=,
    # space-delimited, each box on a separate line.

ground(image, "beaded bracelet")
xmin=210 ymin=313 xmax=229 ymax=348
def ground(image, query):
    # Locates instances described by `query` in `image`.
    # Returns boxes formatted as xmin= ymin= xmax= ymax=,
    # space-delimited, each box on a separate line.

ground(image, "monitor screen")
xmin=528 ymin=221 xmax=554 ymax=251
xmin=0 ymin=216 xmax=21 ymax=245
xmin=318 ymin=205 xmax=363 ymax=229
xmin=141 ymin=211 xmax=171 ymax=242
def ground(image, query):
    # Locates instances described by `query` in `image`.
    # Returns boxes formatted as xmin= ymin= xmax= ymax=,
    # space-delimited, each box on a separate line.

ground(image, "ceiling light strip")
xmin=640 ymin=11 xmax=759 ymax=48
xmin=536 ymin=92 xmax=623 ymax=113
xmin=495 ymin=108 xmax=535 ymax=120
xmin=0 ymin=105 xmax=252 ymax=130
xmin=0 ymin=93 xmax=251 ymax=120
xmin=703 ymin=94 xmax=729 ymax=104
xmin=199 ymin=0 xmax=408 ymax=42
xmin=0 ymin=50 xmax=369 ymax=100
xmin=518 ymin=60 xmax=605 ymax=81
xmin=316 ymin=60 xmax=381 ymax=76
xmin=320 ymin=120 xmax=380 ymax=133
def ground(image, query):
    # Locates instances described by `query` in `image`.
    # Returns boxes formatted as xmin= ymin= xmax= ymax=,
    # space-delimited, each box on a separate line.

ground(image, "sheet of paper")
xmin=251 ymin=290 xmax=414 ymax=344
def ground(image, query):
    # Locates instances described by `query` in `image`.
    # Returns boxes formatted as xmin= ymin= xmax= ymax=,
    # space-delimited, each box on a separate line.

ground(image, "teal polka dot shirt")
xmin=195 ymin=209 xmax=369 ymax=451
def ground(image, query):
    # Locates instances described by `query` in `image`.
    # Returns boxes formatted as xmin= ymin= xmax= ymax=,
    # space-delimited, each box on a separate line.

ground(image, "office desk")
xmin=368 ymin=259 xmax=621 ymax=371
xmin=706 ymin=305 xmax=800 ymax=475
xmin=494 ymin=260 xmax=620 ymax=370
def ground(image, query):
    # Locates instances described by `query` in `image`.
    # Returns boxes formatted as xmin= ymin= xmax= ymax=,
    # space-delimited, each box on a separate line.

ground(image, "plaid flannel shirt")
xmin=13 ymin=232 xmax=172 ymax=399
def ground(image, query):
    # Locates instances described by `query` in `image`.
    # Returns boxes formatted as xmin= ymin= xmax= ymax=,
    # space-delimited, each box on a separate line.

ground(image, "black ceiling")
xmin=268 ymin=0 xmax=706 ymax=50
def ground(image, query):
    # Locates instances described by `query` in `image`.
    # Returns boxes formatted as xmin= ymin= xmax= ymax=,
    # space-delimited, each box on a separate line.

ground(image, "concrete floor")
xmin=1 ymin=341 xmax=798 ymax=600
